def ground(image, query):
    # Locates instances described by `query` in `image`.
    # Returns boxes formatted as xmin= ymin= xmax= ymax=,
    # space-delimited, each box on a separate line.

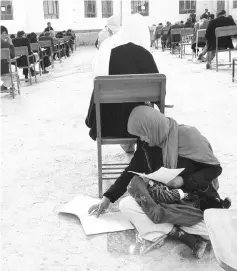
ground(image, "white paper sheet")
xmin=59 ymin=195 xmax=134 ymax=235
xmin=129 ymin=167 xmax=185 ymax=185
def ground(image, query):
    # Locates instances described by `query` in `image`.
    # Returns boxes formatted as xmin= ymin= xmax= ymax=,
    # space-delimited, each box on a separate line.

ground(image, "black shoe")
xmin=42 ymin=70 xmax=49 ymax=74
xmin=25 ymin=76 xmax=29 ymax=82
xmin=222 ymin=197 xmax=231 ymax=209
xmin=206 ymin=63 xmax=211 ymax=69
xmin=1 ymin=84 xmax=9 ymax=93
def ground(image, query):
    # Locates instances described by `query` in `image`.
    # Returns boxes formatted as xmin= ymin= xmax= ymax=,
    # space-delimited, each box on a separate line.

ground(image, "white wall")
xmin=4 ymin=0 xmax=236 ymax=35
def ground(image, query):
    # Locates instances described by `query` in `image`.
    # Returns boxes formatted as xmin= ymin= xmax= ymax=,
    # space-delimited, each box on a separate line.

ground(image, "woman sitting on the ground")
xmin=85 ymin=13 xmax=158 ymax=153
xmin=27 ymin=32 xmax=50 ymax=74
xmin=89 ymin=105 xmax=230 ymax=258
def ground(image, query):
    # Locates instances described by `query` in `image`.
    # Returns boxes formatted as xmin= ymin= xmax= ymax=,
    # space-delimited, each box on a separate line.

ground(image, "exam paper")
xmin=60 ymin=195 xmax=134 ymax=235
xmin=129 ymin=167 xmax=185 ymax=185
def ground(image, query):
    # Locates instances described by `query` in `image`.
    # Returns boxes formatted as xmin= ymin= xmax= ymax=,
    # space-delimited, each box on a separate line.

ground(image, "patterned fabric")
xmin=147 ymin=180 xmax=181 ymax=204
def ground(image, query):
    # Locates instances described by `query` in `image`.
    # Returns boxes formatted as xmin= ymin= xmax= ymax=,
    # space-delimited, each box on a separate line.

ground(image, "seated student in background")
xmin=66 ymin=29 xmax=76 ymax=52
xmin=191 ymin=14 xmax=209 ymax=57
xmin=160 ymin=21 xmax=171 ymax=49
xmin=89 ymin=105 xmax=230 ymax=257
xmin=44 ymin=22 xmax=53 ymax=32
xmin=27 ymin=32 xmax=50 ymax=74
xmin=154 ymin=23 xmax=163 ymax=49
xmin=1 ymin=25 xmax=15 ymax=93
xmin=86 ymin=13 xmax=158 ymax=154
xmin=196 ymin=13 xmax=215 ymax=61
xmin=56 ymin=31 xmax=70 ymax=57
xmin=205 ymin=9 xmax=236 ymax=69
xmin=13 ymin=30 xmax=39 ymax=81
xmin=184 ymin=17 xmax=193 ymax=28
xmin=10 ymin=34 xmax=15 ymax=39
xmin=166 ymin=21 xmax=182 ymax=49
xmin=39 ymin=31 xmax=56 ymax=60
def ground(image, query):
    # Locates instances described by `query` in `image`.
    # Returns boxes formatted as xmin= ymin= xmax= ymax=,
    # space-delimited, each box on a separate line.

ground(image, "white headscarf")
xmin=93 ymin=13 xmax=150 ymax=77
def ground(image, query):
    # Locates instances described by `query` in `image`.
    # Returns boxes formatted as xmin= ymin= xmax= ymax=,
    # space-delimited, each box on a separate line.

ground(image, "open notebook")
xmin=129 ymin=167 xmax=185 ymax=185
xmin=60 ymin=195 xmax=134 ymax=235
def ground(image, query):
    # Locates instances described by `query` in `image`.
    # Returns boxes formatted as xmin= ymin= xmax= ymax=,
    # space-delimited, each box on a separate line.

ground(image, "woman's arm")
xmin=181 ymin=163 xmax=222 ymax=192
xmin=103 ymin=141 xmax=145 ymax=203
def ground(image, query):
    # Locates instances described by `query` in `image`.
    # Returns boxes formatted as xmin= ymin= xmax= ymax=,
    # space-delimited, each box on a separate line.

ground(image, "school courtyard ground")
xmin=1 ymin=46 xmax=237 ymax=271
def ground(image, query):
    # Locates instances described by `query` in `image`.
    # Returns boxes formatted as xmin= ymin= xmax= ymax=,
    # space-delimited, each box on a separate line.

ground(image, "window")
xmin=43 ymin=0 xmax=59 ymax=19
xmin=179 ymin=0 xmax=196 ymax=14
xmin=0 ymin=0 xmax=13 ymax=20
xmin=217 ymin=0 xmax=225 ymax=11
xmin=102 ymin=0 xmax=113 ymax=18
xmin=234 ymin=0 xmax=237 ymax=8
xmin=84 ymin=0 xmax=97 ymax=18
xmin=131 ymin=0 xmax=149 ymax=16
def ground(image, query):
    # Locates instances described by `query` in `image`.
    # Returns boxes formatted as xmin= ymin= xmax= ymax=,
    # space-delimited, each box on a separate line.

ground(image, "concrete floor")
xmin=1 ymin=46 xmax=237 ymax=271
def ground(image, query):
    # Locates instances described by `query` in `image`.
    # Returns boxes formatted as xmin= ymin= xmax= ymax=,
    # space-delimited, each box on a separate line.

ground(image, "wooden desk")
xmin=204 ymin=209 xmax=237 ymax=271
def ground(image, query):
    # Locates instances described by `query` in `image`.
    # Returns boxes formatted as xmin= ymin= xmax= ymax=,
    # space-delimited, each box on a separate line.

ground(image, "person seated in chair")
xmin=13 ymin=30 xmax=39 ymax=81
xmin=55 ymin=31 xmax=70 ymax=57
xmin=85 ymin=14 xmax=158 ymax=154
xmin=205 ymin=9 xmax=236 ymax=69
xmin=184 ymin=17 xmax=193 ymax=28
xmin=66 ymin=29 xmax=75 ymax=53
xmin=166 ymin=22 xmax=182 ymax=50
xmin=154 ymin=23 xmax=163 ymax=49
xmin=1 ymin=25 xmax=15 ymax=93
xmin=191 ymin=14 xmax=209 ymax=58
xmin=39 ymin=31 xmax=56 ymax=60
xmin=27 ymin=32 xmax=50 ymax=74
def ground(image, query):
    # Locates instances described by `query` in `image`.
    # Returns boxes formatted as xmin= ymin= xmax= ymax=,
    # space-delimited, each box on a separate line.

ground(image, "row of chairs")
xmin=157 ymin=25 xmax=237 ymax=73
xmin=1 ymin=36 xmax=75 ymax=98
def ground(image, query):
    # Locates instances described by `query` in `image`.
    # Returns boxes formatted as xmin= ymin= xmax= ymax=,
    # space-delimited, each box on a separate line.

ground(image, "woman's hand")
xmin=88 ymin=196 xmax=110 ymax=218
xmin=166 ymin=176 xmax=184 ymax=189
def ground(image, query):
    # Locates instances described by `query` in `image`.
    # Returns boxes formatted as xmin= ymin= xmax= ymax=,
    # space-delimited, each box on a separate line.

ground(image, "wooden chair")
xmin=179 ymin=28 xmax=193 ymax=59
xmin=38 ymin=40 xmax=54 ymax=68
xmin=58 ymin=38 xmax=67 ymax=59
xmin=30 ymin=43 xmax=44 ymax=75
xmin=215 ymin=25 xmax=237 ymax=72
xmin=161 ymin=28 xmax=169 ymax=51
xmin=94 ymin=74 xmax=166 ymax=198
xmin=14 ymin=46 xmax=37 ymax=85
xmin=204 ymin=209 xmax=237 ymax=271
xmin=170 ymin=28 xmax=181 ymax=54
xmin=1 ymin=48 xmax=20 ymax=98
xmin=53 ymin=39 xmax=62 ymax=63
xmin=195 ymin=29 xmax=206 ymax=58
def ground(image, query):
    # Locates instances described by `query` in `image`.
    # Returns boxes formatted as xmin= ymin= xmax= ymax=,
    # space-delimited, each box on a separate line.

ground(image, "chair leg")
xmin=97 ymin=140 xmax=103 ymax=199
xmin=17 ymin=74 xmax=20 ymax=94
xmin=232 ymin=59 xmax=235 ymax=82
xmin=39 ymin=62 xmax=42 ymax=76
xmin=29 ymin=68 xmax=32 ymax=85
xmin=229 ymin=50 xmax=231 ymax=68
xmin=33 ymin=65 xmax=37 ymax=82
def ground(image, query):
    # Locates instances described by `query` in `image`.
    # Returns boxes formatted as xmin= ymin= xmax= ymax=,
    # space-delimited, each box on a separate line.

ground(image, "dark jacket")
xmin=1 ymin=39 xmax=15 ymax=74
xmin=12 ymin=37 xmax=34 ymax=67
xmin=205 ymin=15 xmax=236 ymax=51
xmin=44 ymin=26 xmax=54 ymax=32
xmin=167 ymin=24 xmax=183 ymax=44
xmin=104 ymin=140 xmax=222 ymax=210
xmin=85 ymin=43 xmax=159 ymax=140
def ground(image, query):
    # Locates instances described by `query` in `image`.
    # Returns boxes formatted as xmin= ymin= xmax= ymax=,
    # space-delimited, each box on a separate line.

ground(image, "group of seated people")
xmin=152 ymin=9 xmax=236 ymax=69
xmin=86 ymin=13 xmax=231 ymax=257
xmin=1 ymin=23 xmax=76 ymax=93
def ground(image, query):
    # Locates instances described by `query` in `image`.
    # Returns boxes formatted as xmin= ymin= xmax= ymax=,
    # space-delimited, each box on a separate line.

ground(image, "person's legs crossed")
xmin=119 ymin=196 xmax=173 ymax=242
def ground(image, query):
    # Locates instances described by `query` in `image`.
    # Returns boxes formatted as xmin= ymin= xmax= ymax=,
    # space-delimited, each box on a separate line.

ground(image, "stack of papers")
xmin=60 ymin=195 xmax=134 ymax=235
xmin=129 ymin=167 xmax=185 ymax=185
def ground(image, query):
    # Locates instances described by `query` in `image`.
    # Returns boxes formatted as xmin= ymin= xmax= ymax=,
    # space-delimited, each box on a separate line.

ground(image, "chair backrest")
xmin=197 ymin=29 xmax=206 ymax=39
xmin=53 ymin=39 xmax=59 ymax=45
xmin=1 ymin=48 xmax=10 ymax=61
xmin=181 ymin=28 xmax=193 ymax=36
xmin=38 ymin=40 xmax=52 ymax=48
xmin=94 ymin=74 xmax=166 ymax=140
xmin=171 ymin=29 xmax=181 ymax=35
xmin=30 ymin=43 xmax=40 ymax=52
xmin=215 ymin=25 xmax=237 ymax=38
xmin=14 ymin=46 xmax=28 ymax=57
xmin=64 ymin=35 xmax=71 ymax=42
xmin=58 ymin=38 xmax=65 ymax=44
